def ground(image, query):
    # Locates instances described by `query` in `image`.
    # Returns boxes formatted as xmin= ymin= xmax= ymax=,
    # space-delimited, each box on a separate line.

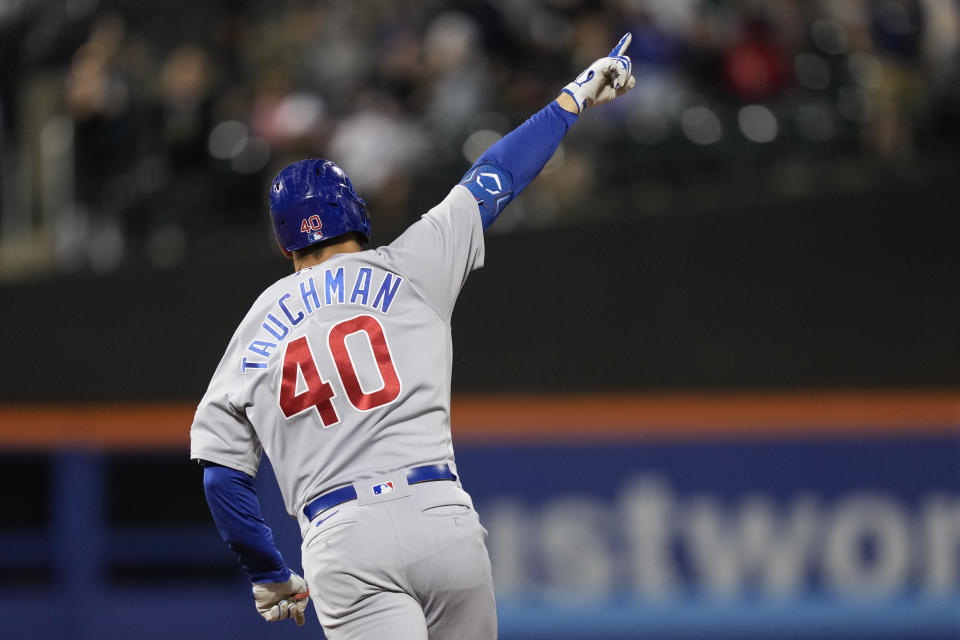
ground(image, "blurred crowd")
xmin=0 ymin=0 xmax=958 ymax=276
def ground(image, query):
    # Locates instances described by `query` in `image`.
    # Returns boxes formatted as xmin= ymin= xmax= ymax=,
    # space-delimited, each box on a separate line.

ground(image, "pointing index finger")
xmin=609 ymin=32 xmax=632 ymax=58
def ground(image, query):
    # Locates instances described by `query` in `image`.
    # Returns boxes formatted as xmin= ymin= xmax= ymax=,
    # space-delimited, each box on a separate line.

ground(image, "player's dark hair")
xmin=292 ymin=231 xmax=368 ymax=261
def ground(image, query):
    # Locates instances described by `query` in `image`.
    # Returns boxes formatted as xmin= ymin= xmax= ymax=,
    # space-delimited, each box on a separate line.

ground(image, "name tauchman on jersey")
xmin=241 ymin=266 xmax=403 ymax=374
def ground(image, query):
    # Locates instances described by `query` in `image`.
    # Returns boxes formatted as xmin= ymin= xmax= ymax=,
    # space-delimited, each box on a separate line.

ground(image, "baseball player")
xmin=190 ymin=34 xmax=635 ymax=639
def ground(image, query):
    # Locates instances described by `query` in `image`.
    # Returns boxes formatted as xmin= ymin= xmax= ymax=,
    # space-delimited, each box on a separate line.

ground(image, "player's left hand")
xmin=252 ymin=571 xmax=310 ymax=625
xmin=561 ymin=32 xmax=636 ymax=113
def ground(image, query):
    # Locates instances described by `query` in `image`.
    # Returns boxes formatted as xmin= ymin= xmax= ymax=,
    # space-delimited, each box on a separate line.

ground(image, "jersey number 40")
xmin=278 ymin=314 xmax=401 ymax=427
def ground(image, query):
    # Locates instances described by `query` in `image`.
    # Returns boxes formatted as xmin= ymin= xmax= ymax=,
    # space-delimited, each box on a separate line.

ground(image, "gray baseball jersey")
xmin=190 ymin=185 xmax=483 ymax=517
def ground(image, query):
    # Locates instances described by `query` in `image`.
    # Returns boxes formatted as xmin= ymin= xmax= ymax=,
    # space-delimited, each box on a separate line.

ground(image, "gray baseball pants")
xmin=299 ymin=470 xmax=497 ymax=639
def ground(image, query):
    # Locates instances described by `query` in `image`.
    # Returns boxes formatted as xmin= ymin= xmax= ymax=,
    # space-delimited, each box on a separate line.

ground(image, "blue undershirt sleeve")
xmin=202 ymin=464 xmax=291 ymax=584
xmin=460 ymin=100 xmax=579 ymax=229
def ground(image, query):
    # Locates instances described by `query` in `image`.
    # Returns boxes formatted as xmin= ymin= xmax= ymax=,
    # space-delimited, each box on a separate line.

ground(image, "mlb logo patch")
xmin=373 ymin=482 xmax=395 ymax=496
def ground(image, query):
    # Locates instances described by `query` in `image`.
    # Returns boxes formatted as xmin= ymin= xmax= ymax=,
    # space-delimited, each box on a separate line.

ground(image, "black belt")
xmin=303 ymin=463 xmax=457 ymax=521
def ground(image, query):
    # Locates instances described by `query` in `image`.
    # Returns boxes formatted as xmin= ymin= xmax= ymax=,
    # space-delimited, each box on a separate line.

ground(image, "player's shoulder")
xmin=379 ymin=185 xmax=480 ymax=251
xmin=244 ymin=250 xmax=388 ymax=318
xmin=427 ymin=185 xmax=483 ymax=238
xmin=439 ymin=184 xmax=480 ymax=218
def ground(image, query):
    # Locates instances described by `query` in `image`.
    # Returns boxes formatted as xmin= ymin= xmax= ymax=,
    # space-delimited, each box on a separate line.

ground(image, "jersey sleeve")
xmin=376 ymin=185 xmax=484 ymax=321
xmin=190 ymin=332 xmax=263 ymax=476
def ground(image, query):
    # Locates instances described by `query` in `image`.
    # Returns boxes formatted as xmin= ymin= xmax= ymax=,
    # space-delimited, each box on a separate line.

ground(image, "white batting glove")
xmin=561 ymin=33 xmax=636 ymax=113
xmin=252 ymin=571 xmax=310 ymax=625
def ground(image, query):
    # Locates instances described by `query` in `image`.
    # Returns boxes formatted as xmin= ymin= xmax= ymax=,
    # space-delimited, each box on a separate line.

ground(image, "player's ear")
xmin=277 ymin=240 xmax=293 ymax=259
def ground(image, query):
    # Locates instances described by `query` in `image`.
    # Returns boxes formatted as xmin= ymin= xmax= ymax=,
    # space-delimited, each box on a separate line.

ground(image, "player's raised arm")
xmin=459 ymin=33 xmax=635 ymax=229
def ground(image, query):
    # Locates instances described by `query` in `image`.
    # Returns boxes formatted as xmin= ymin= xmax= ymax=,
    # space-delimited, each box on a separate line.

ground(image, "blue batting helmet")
xmin=269 ymin=159 xmax=371 ymax=252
